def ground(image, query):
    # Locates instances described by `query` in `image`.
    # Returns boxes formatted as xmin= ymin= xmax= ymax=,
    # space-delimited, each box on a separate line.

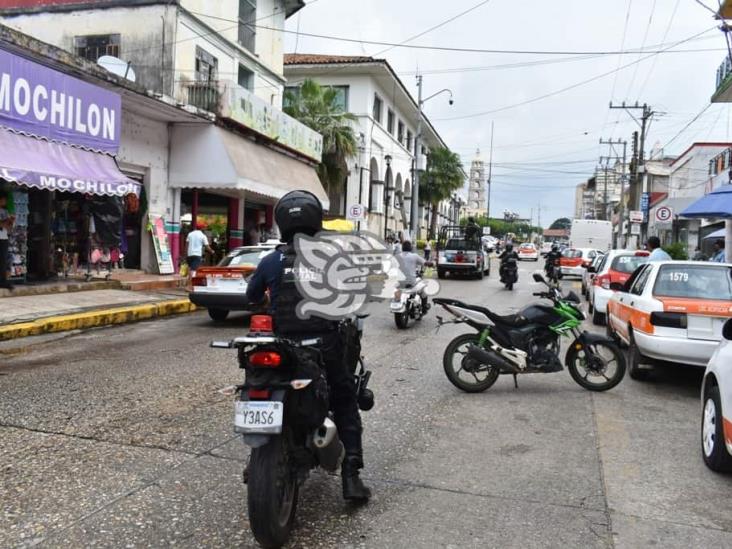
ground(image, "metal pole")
xmin=410 ymin=74 xmax=423 ymax=240
xmin=617 ymin=141 xmax=627 ymax=248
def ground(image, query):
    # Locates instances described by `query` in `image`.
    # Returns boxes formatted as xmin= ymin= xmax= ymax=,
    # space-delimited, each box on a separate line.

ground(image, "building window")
xmin=74 ymin=34 xmax=120 ymax=62
xmin=373 ymin=94 xmax=383 ymax=123
xmin=329 ymin=85 xmax=349 ymax=111
xmin=239 ymin=0 xmax=257 ymax=52
xmin=397 ymin=121 xmax=405 ymax=144
xmin=238 ymin=64 xmax=254 ymax=90
xmin=406 ymin=130 xmax=413 ymax=151
xmin=195 ymin=46 xmax=218 ymax=82
xmin=387 ymin=109 xmax=395 ymax=134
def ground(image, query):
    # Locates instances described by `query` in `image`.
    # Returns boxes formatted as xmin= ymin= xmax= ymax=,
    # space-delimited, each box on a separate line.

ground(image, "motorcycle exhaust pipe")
xmin=312 ymin=417 xmax=345 ymax=472
xmin=467 ymin=344 xmax=519 ymax=373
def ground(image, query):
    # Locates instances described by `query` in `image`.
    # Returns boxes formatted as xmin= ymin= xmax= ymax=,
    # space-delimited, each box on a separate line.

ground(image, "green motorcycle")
xmin=434 ymin=273 xmax=626 ymax=392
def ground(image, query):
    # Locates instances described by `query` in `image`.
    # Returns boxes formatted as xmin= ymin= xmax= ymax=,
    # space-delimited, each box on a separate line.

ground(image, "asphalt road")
xmin=2 ymin=259 xmax=732 ymax=548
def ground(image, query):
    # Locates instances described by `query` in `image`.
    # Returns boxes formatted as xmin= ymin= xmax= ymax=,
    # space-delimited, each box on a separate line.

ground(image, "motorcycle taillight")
xmin=250 ymin=315 xmax=273 ymax=333
xmin=248 ymin=388 xmax=271 ymax=399
xmin=249 ymin=351 xmax=282 ymax=368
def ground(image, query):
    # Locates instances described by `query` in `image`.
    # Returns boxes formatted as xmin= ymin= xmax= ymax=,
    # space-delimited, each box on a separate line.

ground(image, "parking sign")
xmin=655 ymin=206 xmax=673 ymax=223
xmin=346 ymin=204 xmax=366 ymax=221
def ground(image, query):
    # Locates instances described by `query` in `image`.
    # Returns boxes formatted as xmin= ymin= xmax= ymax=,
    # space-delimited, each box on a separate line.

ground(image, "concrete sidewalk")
xmin=0 ymin=289 xmax=196 ymax=341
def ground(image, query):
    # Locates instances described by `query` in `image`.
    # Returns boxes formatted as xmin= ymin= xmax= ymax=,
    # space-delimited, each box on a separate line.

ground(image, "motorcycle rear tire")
xmin=443 ymin=333 xmax=500 ymax=393
xmin=247 ymin=434 xmax=299 ymax=548
xmin=507 ymin=281 xmax=514 ymax=290
xmin=394 ymin=312 xmax=410 ymax=329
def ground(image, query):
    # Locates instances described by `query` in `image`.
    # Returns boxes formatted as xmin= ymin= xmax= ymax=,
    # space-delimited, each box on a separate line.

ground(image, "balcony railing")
xmin=186 ymin=81 xmax=220 ymax=113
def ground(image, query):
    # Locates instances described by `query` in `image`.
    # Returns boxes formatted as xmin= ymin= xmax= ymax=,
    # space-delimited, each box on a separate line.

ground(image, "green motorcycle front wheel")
xmin=566 ymin=339 xmax=626 ymax=392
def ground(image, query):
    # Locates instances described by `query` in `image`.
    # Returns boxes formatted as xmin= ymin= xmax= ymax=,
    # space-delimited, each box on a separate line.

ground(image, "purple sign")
xmin=0 ymin=48 xmax=121 ymax=153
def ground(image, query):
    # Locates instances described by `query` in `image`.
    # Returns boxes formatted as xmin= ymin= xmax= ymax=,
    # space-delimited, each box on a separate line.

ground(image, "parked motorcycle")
xmin=211 ymin=315 xmax=374 ymax=548
xmin=390 ymin=274 xmax=429 ymax=329
xmin=434 ymin=273 xmax=626 ymax=393
xmin=499 ymin=257 xmax=519 ymax=290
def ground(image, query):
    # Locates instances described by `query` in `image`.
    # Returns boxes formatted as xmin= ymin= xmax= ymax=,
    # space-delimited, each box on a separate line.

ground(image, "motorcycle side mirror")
xmin=532 ymin=273 xmax=546 ymax=284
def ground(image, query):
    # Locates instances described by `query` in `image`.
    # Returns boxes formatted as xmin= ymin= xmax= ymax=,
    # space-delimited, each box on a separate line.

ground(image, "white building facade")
xmin=283 ymin=54 xmax=461 ymax=240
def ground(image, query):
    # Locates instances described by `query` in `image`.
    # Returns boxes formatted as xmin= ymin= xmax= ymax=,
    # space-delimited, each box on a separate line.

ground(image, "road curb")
xmin=0 ymin=299 xmax=197 ymax=341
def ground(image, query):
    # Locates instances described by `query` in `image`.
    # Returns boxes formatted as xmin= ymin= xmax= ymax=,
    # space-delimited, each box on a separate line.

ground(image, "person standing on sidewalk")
xmin=0 ymin=191 xmax=15 ymax=290
xmin=423 ymin=239 xmax=431 ymax=261
xmin=646 ymin=236 xmax=671 ymax=261
xmin=186 ymin=221 xmax=213 ymax=273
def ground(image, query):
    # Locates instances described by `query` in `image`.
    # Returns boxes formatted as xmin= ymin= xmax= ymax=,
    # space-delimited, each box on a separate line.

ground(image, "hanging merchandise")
xmin=89 ymin=195 xmax=123 ymax=248
xmin=8 ymin=188 xmax=28 ymax=280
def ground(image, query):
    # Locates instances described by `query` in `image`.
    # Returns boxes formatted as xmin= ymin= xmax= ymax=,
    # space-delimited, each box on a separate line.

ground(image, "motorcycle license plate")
xmin=234 ymin=401 xmax=283 ymax=434
xmin=390 ymin=300 xmax=404 ymax=310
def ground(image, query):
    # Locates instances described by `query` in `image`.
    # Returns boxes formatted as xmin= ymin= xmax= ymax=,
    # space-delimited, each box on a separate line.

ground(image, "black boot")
xmin=341 ymin=455 xmax=371 ymax=503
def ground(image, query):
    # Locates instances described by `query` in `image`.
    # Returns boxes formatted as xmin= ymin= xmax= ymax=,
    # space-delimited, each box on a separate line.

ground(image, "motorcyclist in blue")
xmin=246 ymin=190 xmax=371 ymax=502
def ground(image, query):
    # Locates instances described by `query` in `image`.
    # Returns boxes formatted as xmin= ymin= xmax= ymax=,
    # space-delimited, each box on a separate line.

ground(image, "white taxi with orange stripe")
xmin=701 ymin=318 xmax=732 ymax=472
xmin=606 ymin=261 xmax=732 ymax=380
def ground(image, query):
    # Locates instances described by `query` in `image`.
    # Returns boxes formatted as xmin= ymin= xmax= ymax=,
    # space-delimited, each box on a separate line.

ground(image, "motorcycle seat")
xmin=433 ymin=298 xmax=527 ymax=327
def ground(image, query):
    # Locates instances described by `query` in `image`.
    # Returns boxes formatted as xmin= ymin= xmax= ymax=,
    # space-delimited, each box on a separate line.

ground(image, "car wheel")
xmin=208 ymin=308 xmax=229 ymax=322
xmin=702 ymin=385 xmax=732 ymax=472
xmin=628 ymin=331 xmax=652 ymax=381
xmin=591 ymin=307 xmax=605 ymax=326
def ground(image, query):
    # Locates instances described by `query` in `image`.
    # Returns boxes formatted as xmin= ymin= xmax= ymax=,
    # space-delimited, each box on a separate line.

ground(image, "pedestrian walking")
xmin=186 ymin=221 xmax=214 ymax=274
xmin=646 ymin=236 xmax=671 ymax=261
xmin=423 ymin=240 xmax=431 ymax=261
xmin=712 ymin=239 xmax=726 ymax=263
xmin=0 ymin=190 xmax=15 ymax=290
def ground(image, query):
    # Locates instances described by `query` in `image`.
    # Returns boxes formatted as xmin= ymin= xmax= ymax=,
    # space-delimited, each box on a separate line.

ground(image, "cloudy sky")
xmin=284 ymin=0 xmax=731 ymax=227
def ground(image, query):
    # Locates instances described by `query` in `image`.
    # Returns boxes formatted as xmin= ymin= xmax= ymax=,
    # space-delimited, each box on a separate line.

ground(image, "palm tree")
xmin=421 ymin=147 xmax=464 ymax=239
xmin=283 ymin=79 xmax=358 ymax=202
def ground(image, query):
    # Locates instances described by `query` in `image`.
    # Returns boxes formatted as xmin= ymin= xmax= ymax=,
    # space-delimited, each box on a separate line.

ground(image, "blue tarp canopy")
xmin=680 ymin=184 xmax=732 ymax=218
xmin=703 ymin=228 xmax=726 ymax=240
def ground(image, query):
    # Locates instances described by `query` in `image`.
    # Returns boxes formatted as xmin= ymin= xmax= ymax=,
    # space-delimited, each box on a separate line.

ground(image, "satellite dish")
xmin=97 ymin=55 xmax=136 ymax=83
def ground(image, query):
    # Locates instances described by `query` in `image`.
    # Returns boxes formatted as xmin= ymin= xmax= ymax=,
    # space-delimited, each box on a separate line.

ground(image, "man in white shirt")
xmin=186 ymin=221 xmax=213 ymax=272
xmin=0 ymin=191 xmax=15 ymax=289
xmin=646 ymin=236 xmax=671 ymax=261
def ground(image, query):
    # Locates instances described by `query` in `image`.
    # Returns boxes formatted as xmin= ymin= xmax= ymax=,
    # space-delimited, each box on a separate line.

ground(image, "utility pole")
xmin=609 ymin=102 xmax=653 ymax=245
xmin=410 ymin=74 xmax=424 ymax=240
xmin=600 ymin=138 xmax=628 ymax=247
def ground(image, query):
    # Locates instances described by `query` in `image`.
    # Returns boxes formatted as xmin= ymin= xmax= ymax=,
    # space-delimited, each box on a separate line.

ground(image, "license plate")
xmin=208 ymin=277 xmax=245 ymax=289
xmin=390 ymin=300 xmax=404 ymax=310
xmin=234 ymin=400 xmax=283 ymax=434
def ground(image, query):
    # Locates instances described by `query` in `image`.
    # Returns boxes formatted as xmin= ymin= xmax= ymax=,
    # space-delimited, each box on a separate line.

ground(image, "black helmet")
xmin=402 ymin=240 xmax=413 ymax=252
xmin=275 ymin=190 xmax=323 ymax=242
xmin=505 ymin=243 xmax=513 ymax=252
xmin=552 ymin=243 xmax=559 ymax=251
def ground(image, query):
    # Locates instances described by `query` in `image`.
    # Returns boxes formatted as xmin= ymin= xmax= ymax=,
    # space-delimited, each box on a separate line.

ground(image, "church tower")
xmin=466 ymin=149 xmax=487 ymax=217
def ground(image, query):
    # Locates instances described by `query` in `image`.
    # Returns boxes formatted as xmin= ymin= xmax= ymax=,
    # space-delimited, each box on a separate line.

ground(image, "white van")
xmin=570 ymin=219 xmax=612 ymax=251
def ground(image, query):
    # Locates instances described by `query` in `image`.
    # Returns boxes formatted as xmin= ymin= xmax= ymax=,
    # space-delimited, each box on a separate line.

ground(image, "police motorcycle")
xmin=434 ymin=273 xmax=626 ymax=393
xmin=499 ymin=256 xmax=519 ymax=290
xmin=390 ymin=268 xmax=429 ymax=329
xmin=211 ymin=314 xmax=374 ymax=548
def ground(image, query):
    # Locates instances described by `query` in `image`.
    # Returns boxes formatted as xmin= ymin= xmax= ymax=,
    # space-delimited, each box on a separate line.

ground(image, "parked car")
xmin=701 ymin=318 xmax=732 ymax=472
xmin=581 ymin=252 xmax=605 ymax=299
xmin=517 ymin=243 xmax=539 ymax=261
xmin=607 ymin=261 xmax=732 ymax=380
xmin=189 ymin=241 xmax=278 ymax=321
xmin=559 ymin=247 xmax=602 ymax=278
xmin=588 ymin=249 xmax=650 ymax=325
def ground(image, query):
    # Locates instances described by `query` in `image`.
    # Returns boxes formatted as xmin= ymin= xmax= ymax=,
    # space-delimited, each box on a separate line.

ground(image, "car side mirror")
xmin=723 ymin=318 xmax=732 ymax=341
xmin=609 ymin=282 xmax=625 ymax=292
xmin=532 ymin=273 xmax=545 ymax=284
xmin=587 ymin=266 xmax=596 ymax=273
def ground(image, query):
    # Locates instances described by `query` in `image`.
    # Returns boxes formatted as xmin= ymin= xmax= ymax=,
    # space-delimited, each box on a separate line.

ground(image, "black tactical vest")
xmin=273 ymin=244 xmax=337 ymax=335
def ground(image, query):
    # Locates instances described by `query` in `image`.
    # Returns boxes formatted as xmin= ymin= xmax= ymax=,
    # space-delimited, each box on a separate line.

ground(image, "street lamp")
xmin=410 ymin=77 xmax=454 ymax=239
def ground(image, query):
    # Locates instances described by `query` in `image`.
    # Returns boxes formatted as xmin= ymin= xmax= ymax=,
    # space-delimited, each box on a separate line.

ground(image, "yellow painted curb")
xmin=0 ymin=299 xmax=197 ymax=341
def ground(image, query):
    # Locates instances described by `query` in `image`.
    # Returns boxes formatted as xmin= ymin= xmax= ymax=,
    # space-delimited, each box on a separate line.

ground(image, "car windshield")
xmin=218 ymin=249 xmax=273 ymax=267
xmin=520 ymin=244 xmax=534 ymax=250
xmin=653 ymin=265 xmax=732 ymax=300
xmin=564 ymin=249 xmax=582 ymax=258
xmin=610 ymin=254 xmax=649 ymax=274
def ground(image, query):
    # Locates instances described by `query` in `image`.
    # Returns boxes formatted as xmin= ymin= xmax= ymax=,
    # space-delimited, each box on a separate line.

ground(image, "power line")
xmin=662 ymin=104 xmax=713 ymax=148
xmin=625 ymin=0 xmax=657 ymax=100
xmin=433 ymin=27 xmax=716 ymax=122
xmin=189 ymin=9 xmax=719 ymax=56
xmin=637 ymin=0 xmax=681 ymax=97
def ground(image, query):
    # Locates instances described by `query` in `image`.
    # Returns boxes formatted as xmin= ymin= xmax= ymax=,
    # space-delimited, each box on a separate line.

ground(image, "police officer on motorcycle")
xmin=544 ymin=243 xmax=562 ymax=280
xmin=246 ymin=190 xmax=371 ymax=502
xmin=498 ymin=243 xmax=519 ymax=282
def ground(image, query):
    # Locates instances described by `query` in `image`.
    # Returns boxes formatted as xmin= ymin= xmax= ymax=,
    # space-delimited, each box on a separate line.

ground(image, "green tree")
xmin=421 ymin=147 xmax=464 ymax=239
xmin=461 ymin=216 xmax=541 ymax=240
xmin=283 ymin=79 xmax=358 ymax=195
xmin=549 ymin=217 xmax=572 ymax=230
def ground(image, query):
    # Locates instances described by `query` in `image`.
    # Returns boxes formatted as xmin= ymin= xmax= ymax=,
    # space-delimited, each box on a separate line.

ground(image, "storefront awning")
xmin=0 ymin=126 xmax=140 ymax=197
xmin=681 ymin=185 xmax=732 ymax=218
xmin=168 ymin=125 xmax=329 ymax=210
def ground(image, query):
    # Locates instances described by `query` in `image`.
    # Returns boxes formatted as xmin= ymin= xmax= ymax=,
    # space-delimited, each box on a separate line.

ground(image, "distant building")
xmin=464 ymin=150 xmax=487 ymax=219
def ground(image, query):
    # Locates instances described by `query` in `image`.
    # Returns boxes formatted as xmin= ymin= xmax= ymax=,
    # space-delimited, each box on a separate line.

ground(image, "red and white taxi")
xmin=701 ymin=318 xmax=732 ymax=472
xmin=517 ymin=243 xmax=539 ymax=261
xmin=588 ymin=249 xmax=650 ymax=325
xmin=559 ymin=248 xmax=601 ymax=278
xmin=607 ymin=261 xmax=732 ymax=380
xmin=189 ymin=242 xmax=277 ymax=321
